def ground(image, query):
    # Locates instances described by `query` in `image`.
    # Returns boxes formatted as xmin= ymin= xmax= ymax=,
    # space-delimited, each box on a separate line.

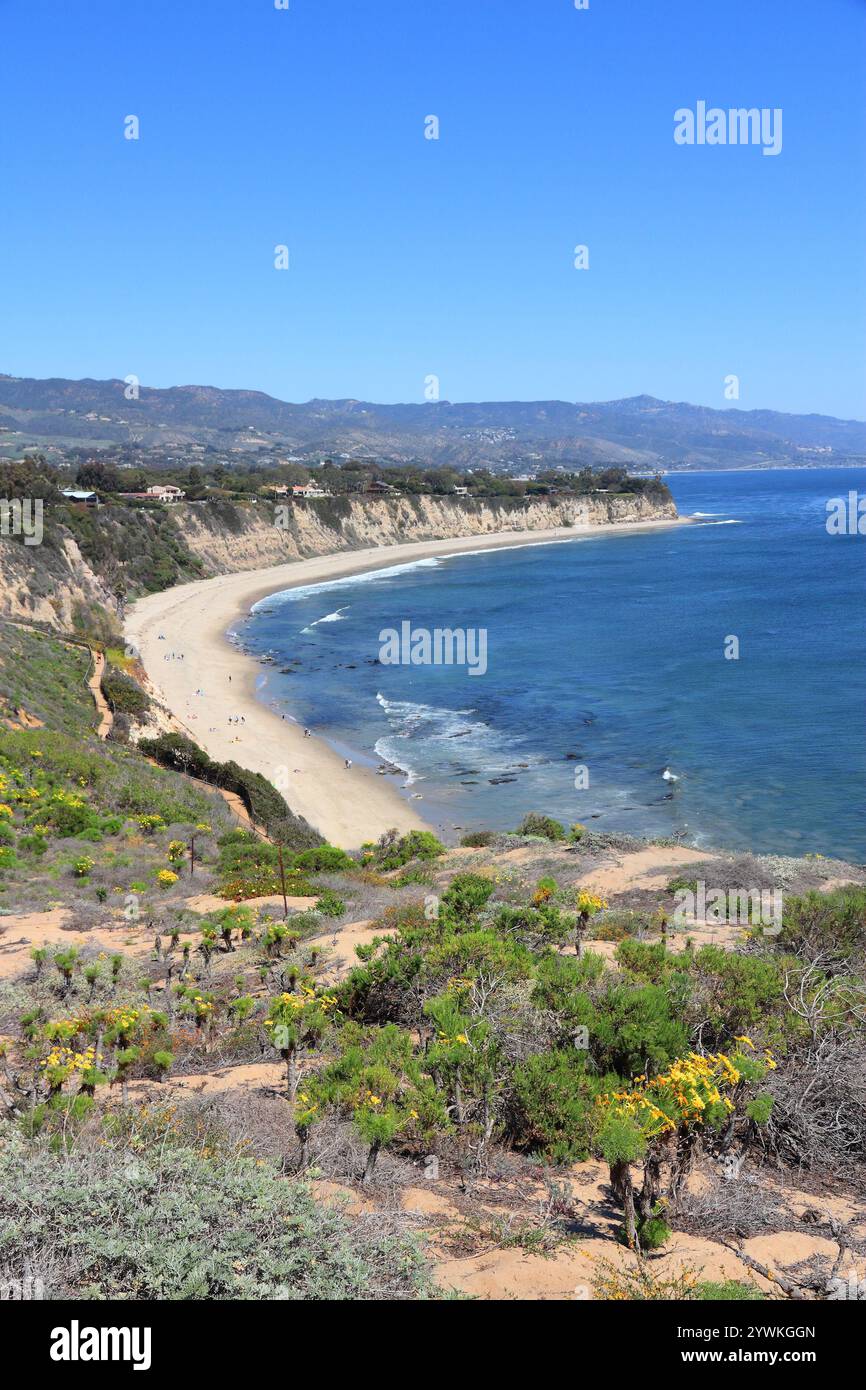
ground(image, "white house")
xmin=145 ymin=484 xmax=186 ymax=502
xmin=291 ymin=483 xmax=332 ymax=498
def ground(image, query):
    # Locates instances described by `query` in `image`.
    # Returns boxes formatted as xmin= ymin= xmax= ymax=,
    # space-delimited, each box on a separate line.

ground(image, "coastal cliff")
xmin=178 ymin=491 xmax=677 ymax=575
xmin=0 ymin=490 xmax=677 ymax=634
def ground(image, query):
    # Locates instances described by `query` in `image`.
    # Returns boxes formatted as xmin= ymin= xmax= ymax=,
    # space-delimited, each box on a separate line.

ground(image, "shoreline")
xmin=126 ymin=515 xmax=691 ymax=849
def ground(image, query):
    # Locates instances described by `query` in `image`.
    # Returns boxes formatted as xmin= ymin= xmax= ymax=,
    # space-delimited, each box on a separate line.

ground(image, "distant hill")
xmin=1 ymin=374 xmax=864 ymax=469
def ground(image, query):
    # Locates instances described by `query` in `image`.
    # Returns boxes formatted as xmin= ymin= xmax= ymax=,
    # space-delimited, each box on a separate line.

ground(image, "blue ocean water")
xmin=237 ymin=469 xmax=866 ymax=861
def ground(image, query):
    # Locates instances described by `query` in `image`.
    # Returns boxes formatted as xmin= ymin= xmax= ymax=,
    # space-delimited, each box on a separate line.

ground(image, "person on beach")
xmin=303 ymin=728 xmax=311 ymax=738
xmin=344 ymin=758 xmax=352 ymax=769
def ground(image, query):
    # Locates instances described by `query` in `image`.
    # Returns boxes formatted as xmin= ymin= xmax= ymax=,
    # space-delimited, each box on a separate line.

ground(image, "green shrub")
xmin=509 ymin=1051 xmax=605 ymax=1162
xmin=373 ymin=829 xmax=445 ymax=871
xmin=515 ymin=813 xmax=566 ymax=841
xmin=295 ymin=845 xmax=354 ymax=872
xmin=636 ymin=1216 xmax=671 ymax=1250
xmin=101 ymin=667 xmax=149 ymax=716
xmin=316 ymin=889 xmax=345 ymax=918
xmin=459 ymin=830 xmax=495 ymax=848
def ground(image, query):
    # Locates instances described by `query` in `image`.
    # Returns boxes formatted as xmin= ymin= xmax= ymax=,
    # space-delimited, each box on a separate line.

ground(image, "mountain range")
xmin=1 ymin=374 xmax=864 ymax=470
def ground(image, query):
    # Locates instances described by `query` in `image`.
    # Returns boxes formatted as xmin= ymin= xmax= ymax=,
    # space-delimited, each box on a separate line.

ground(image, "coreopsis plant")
xmin=213 ymin=904 xmax=254 ymax=952
xmin=112 ymin=1046 xmax=140 ymax=1105
xmin=152 ymin=1050 xmax=174 ymax=1082
xmin=265 ymin=982 xmax=337 ymax=1102
xmin=575 ymin=891 xmax=608 ymax=955
xmin=293 ymin=1089 xmax=320 ymax=1170
xmin=533 ymin=876 xmax=558 ymax=906
xmin=260 ymin=922 xmax=301 ymax=957
xmin=39 ymin=1043 xmax=104 ymax=1097
xmin=596 ymin=1043 xmax=775 ymax=1253
xmin=167 ymin=840 xmax=187 ymax=865
xmin=53 ymin=948 xmax=79 ymax=996
xmin=156 ymin=868 xmax=179 ymax=888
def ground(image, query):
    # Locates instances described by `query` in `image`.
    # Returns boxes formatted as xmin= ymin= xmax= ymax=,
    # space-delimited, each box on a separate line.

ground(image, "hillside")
xmin=0 ymin=634 xmax=864 ymax=1300
xmin=2 ymin=374 xmax=864 ymax=469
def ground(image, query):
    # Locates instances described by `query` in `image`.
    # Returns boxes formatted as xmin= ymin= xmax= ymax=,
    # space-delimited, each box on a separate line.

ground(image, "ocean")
xmin=236 ymin=468 xmax=866 ymax=861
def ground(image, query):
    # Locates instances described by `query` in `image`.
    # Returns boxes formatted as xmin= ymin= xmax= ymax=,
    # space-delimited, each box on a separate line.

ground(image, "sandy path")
xmin=88 ymin=650 xmax=113 ymax=739
xmin=126 ymin=519 xmax=689 ymax=850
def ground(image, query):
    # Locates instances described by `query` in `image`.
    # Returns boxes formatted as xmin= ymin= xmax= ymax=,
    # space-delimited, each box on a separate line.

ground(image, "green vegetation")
xmin=516 ymin=812 xmax=567 ymax=841
xmin=101 ymin=665 xmax=149 ymax=715
xmin=0 ymin=1120 xmax=426 ymax=1299
xmin=0 ymin=618 xmax=861 ymax=1302
xmin=363 ymin=828 xmax=445 ymax=871
xmin=139 ymin=732 xmax=322 ymax=847
xmin=0 ymin=626 xmax=94 ymax=735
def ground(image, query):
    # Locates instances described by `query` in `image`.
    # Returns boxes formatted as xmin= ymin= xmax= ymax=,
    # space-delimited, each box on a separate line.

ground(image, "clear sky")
xmin=2 ymin=0 xmax=864 ymax=418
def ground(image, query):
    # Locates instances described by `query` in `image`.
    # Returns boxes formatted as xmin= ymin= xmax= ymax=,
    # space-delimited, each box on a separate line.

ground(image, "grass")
xmin=0 ymin=626 xmax=95 ymax=736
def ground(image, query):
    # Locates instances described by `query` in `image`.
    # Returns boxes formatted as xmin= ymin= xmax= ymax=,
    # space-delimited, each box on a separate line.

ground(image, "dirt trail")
xmin=87 ymin=649 xmax=113 ymax=739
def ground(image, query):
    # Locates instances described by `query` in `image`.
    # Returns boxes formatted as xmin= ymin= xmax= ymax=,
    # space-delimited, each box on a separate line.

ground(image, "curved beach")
xmin=126 ymin=517 xmax=689 ymax=848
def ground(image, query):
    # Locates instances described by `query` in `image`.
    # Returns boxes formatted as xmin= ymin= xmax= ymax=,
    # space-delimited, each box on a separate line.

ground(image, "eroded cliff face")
xmin=0 ymin=532 xmax=115 ymax=631
xmin=0 ymin=491 xmax=676 ymax=631
xmin=177 ymin=492 xmax=677 ymax=576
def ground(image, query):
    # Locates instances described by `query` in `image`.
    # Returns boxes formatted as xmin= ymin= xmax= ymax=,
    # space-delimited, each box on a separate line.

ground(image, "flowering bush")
xmin=156 ymin=869 xmax=178 ymax=888
xmin=596 ymin=1042 xmax=775 ymax=1252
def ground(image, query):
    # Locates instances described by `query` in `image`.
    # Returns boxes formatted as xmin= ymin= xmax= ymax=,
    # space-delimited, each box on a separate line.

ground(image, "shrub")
xmin=441 ymin=873 xmax=495 ymax=922
xmin=459 ymin=830 xmax=495 ymax=848
xmin=515 ymin=813 xmax=566 ymax=841
xmin=372 ymin=829 xmax=445 ymax=871
xmin=509 ymin=1051 xmax=604 ymax=1162
xmin=696 ymin=1280 xmax=765 ymax=1301
xmin=101 ymin=667 xmax=149 ymax=716
xmin=295 ymin=846 xmax=354 ymax=872
xmin=0 ymin=1122 xmax=429 ymax=1299
xmin=316 ymin=889 xmax=345 ymax=918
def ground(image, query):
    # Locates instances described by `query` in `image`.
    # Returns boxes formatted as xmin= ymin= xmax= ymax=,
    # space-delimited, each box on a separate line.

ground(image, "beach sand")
xmin=126 ymin=517 xmax=689 ymax=848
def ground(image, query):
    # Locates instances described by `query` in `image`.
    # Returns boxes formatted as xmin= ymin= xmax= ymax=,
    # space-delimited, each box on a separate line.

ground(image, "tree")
xmin=75 ymin=461 xmax=123 ymax=492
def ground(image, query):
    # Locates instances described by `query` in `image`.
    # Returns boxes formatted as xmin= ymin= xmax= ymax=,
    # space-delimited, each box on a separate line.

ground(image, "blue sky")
xmin=1 ymin=0 xmax=864 ymax=417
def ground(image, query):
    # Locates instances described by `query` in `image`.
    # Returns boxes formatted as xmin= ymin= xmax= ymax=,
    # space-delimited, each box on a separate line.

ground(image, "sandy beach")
xmin=126 ymin=517 xmax=689 ymax=848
